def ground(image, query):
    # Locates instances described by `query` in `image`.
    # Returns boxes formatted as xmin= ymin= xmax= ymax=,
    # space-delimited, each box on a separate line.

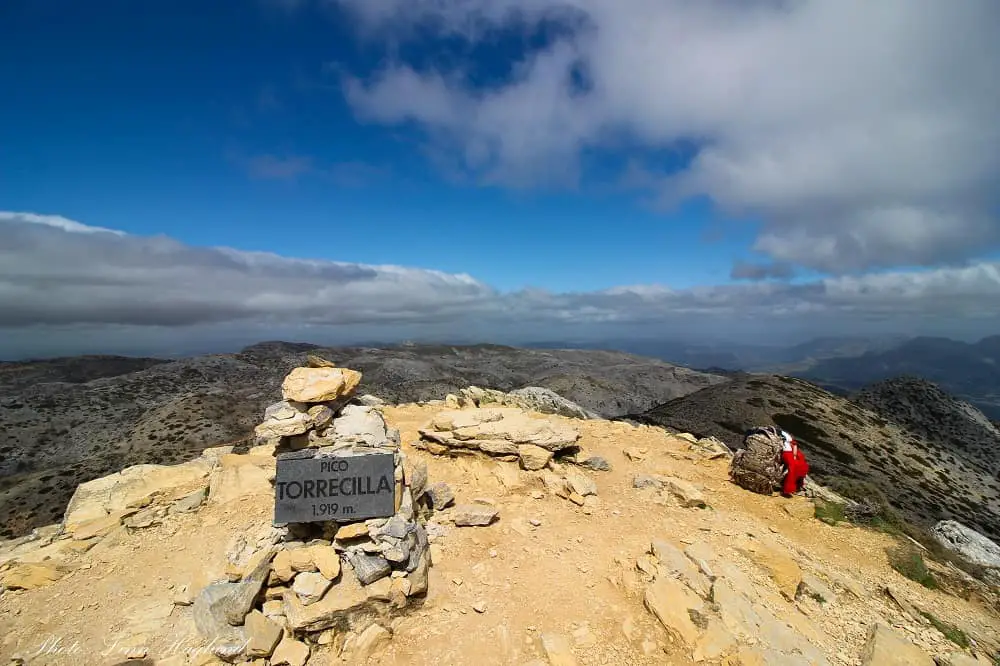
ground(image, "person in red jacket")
xmin=780 ymin=430 xmax=809 ymax=496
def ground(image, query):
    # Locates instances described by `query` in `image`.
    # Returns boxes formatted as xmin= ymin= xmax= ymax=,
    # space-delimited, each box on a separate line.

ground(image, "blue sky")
xmin=0 ymin=0 xmax=757 ymax=293
xmin=1 ymin=0 xmax=999 ymax=358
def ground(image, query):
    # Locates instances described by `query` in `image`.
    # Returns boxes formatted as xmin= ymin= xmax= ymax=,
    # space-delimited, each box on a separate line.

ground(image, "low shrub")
xmin=887 ymin=546 xmax=937 ymax=589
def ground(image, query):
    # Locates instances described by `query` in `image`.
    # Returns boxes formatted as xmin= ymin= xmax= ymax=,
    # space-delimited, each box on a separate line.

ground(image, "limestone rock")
xmin=575 ymin=455 xmax=611 ymax=472
xmin=309 ymin=545 xmax=341 ymax=581
xmin=507 ymin=387 xmax=600 ymax=420
xmin=344 ymin=623 xmax=391 ymax=663
xmin=71 ymin=511 xmax=130 ymax=540
xmin=293 ymin=571 xmax=333 ymax=605
xmin=282 ymin=366 xmax=362 ymax=403
xmin=208 ymin=462 xmax=272 ymax=506
xmin=270 ymin=636 xmax=310 ymax=666
xmin=244 ymin=610 xmax=282 ymax=658
xmin=170 ymin=487 xmax=208 ymax=514
xmin=347 ymin=552 xmax=391 ymax=585
xmin=254 ymin=401 xmax=314 ymax=438
xmin=565 ymin=470 xmax=597 ymax=497
xmin=283 ymin=569 xmax=391 ymax=632
xmin=63 ymin=458 xmax=212 ymax=531
xmin=541 ymin=633 xmax=579 ymax=666
xmin=633 ymin=474 xmax=664 ymax=489
xmin=650 ymin=539 xmax=712 ymax=598
xmin=693 ymin=618 xmax=738 ymax=662
xmin=860 ymin=623 xmax=935 ymax=666
xmin=425 ymin=482 xmax=455 ymax=510
xmin=797 ymin=572 xmax=834 ymax=603
xmin=1 ymin=562 xmax=65 ymax=590
xmin=660 ymin=476 xmax=706 ymax=508
xmin=335 ymin=522 xmax=371 ymax=541
xmin=713 ymin=572 xmax=828 ymax=665
xmin=405 ymin=459 xmax=428 ymax=499
xmin=518 ymin=444 xmax=553 ymax=470
xmin=932 ymin=520 xmax=1000 ymax=569
xmin=644 ymin=576 xmax=705 ymax=645
xmin=421 ymin=408 xmax=580 ymax=453
xmin=271 ymin=547 xmax=316 ymax=583
xmin=330 ymin=404 xmax=392 ymax=446
xmin=354 ymin=394 xmax=386 ymax=407
xmin=738 ymin=542 xmax=802 ymax=600
xmin=193 ymin=547 xmax=274 ymax=633
xmin=453 ymin=503 xmax=499 ymax=526
xmin=408 ymin=553 xmax=430 ymax=596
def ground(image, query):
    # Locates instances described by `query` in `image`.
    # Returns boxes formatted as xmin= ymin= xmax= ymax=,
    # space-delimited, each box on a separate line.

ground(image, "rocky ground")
xmin=631 ymin=375 xmax=1000 ymax=543
xmin=1 ymin=402 xmax=998 ymax=666
xmin=0 ymin=343 xmax=725 ymax=539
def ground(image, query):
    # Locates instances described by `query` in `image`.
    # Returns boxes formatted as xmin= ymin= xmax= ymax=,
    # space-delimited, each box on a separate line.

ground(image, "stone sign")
xmin=274 ymin=450 xmax=396 ymax=524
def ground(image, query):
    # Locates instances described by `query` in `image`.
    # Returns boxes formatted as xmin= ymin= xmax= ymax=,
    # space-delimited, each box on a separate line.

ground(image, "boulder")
xmin=565 ymin=470 xmax=597 ymax=497
xmin=425 ymin=482 xmax=455 ymax=510
xmin=860 ymin=623 xmax=935 ymax=666
xmin=346 ymin=552 xmax=391 ymax=585
xmin=244 ymin=610 xmax=282 ymax=658
xmin=343 ymin=623 xmax=391 ymax=663
xmin=329 ymin=405 xmax=392 ymax=447
xmin=507 ymin=387 xmax=600 ymax=419
xmin=270 ymin=636 xmax=310 ymax=666
xmin=292 ymin=571 xmax=333 ymax=605
xmin=932 ymin=520 xmax=1000 ymax=569
xmin=254 ymin=401 xmax=316 ymax=438
xmin=420 ymin=408 xmax=580 ymax=454
xmin=193 ymin=547 xmax=274 ymax=633
xmin=452 ymin=503 xmax=499 ymax=527
xmin=518 ymin=444 xmax=553 ymax=470
xmin=282 ymin=366 xmax=362 ymax=403
xmin=63 ymin=458 xmax=212 ymax=532
xmin=575 ymin=455 xmax=611 ymax=472
xmin=660 ymin=476 xmax=706 ymax=508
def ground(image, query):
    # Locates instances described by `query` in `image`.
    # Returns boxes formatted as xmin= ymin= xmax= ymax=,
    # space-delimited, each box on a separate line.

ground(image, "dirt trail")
xmin=1 ymin=404 xmax=998 ymax=666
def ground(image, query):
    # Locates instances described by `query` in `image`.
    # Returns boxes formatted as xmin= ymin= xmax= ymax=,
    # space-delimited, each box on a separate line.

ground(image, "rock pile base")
xmin=190 ymin=358 xmax=441 ymax=663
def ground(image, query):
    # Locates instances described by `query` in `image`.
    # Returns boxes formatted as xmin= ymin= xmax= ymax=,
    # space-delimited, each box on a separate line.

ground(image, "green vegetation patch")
xmin=887 ymin=546 xmax=937 ymax=589
xmin=920 ymin=611 xmax=969 ymax=648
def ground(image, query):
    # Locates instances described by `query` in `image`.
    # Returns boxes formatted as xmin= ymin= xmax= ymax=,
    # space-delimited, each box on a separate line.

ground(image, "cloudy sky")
xmin=2 ymin=0 xmax=999 ymax=359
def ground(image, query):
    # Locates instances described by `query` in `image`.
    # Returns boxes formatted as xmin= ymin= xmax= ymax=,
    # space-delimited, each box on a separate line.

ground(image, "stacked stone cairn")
xmin=192 ymin=355 xmax=438 ymax=663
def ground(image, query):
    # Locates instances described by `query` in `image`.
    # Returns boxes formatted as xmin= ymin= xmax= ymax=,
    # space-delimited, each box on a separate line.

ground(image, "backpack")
xmin=729 ymin=426 xmax=786 ymax=494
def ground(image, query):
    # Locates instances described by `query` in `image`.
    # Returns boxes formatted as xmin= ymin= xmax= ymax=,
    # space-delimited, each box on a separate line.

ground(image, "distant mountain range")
xmin=529 ymin=334 xmax=1000 ymax=419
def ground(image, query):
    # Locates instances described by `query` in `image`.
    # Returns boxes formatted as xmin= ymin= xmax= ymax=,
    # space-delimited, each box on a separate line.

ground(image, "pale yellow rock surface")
xmin=281 ymin=366 xmax=361 ymax=403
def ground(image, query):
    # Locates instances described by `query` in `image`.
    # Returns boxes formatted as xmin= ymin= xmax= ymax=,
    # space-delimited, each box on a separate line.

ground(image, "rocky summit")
xmin=1 ymin=364 xmax=999 ymax=666
xmin=0 ymin=343 xmax=724 ymax=539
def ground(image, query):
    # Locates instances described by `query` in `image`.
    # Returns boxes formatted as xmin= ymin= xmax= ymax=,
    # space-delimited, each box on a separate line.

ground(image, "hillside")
xmin=854 ymin=377 xmax=1000 ymax=477
xmin=799 ymin=336 xmax=1000 ymax=419
xmin=0 ymin=342 xmax=725 ymax=538
xmin=1 ymin=401 xmax=998 ymax=666
xmin=629 ymin=375 xmax=1000 ymax=542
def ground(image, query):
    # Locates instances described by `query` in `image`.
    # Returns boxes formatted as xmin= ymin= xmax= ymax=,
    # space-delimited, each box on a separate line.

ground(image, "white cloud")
xmin=332 ymin=0 xmax=1000 ymax=274
xmin=2 ymin=212 xmax=1000 ymax=358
